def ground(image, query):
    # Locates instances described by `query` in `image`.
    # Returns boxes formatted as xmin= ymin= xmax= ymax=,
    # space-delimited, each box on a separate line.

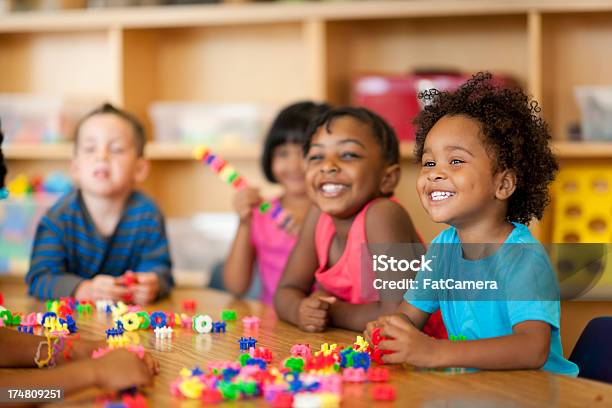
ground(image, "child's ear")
xmin=380 ymin=164 xmax=401 ymax=195
xmin=495 ymin=169 xmax=517 ymax=200
xmin=134 ymin=158 xmax=150 ymax=183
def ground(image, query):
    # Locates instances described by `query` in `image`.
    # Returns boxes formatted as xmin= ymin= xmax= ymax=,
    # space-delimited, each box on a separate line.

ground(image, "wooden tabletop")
xmin=1 ymin=279 xmax=612 ymax=407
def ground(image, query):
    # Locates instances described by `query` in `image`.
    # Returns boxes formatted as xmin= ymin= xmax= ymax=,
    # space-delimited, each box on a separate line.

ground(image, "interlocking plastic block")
xmin=249 ymin=346 xmax=273 ymax=363
xmin=150 ymin=311 xmax=167 ymax=329
xmin=212 ymin=321 xmax=226 ymax=333
xmin=290 ymin=344 xmax=311 ymax=359
xmin=181 ymin=300 xmax=196 ymax=312
xmin=238 ymin=336 xmax=257 ymax=351
xmin=192 ymin=314 xmax=213 ymax=334
xmin=221 ymin=309 xmax=237 ymax=321
xmin=342 ymin=367 xmax=367 ymax=383
xmin=242 ymin=316 xmax=261 ymax=330
xmin=271 ymin=392 xmax=293 ymax=408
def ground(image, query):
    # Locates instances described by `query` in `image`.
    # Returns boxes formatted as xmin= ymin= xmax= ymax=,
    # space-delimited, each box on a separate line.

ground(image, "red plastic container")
xmin=352 ymin=71 xmax=518 ymax=141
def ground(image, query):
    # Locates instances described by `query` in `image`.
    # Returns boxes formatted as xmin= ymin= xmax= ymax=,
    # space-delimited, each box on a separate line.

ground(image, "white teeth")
xmin=430 ymin=191 xmax=455 ymax=201
xmin=321 ymin=183 xmax=345 ymax=194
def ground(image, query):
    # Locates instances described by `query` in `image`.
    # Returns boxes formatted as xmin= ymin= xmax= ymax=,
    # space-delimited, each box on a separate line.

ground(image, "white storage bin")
xmin=0 ymin=94 xmax=95 ymax=144
xmin=575 ymin=86 xmax=612 ymax=141
xmin=149 ymin=102 xmax=272 ymax=146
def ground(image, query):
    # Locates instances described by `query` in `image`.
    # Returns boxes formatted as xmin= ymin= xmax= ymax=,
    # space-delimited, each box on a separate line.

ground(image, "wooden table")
xmin=1 ymin=279 xmax=612 ymax=407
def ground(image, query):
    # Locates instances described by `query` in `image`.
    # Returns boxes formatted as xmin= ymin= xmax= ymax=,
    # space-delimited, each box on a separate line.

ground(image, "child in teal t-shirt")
xmin=365 ymin=73 xmax=578 ymax=376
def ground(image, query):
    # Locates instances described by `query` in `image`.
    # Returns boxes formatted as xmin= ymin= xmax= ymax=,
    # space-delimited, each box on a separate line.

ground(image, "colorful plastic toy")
xmin=137 ymin=311 xmax=150 ymax=330
xmin=290 ymin=344 xmax=312 ymax=359
xmin=212 ymin=321 xmax=227 ymax=333
xmin=249 ymin=346 xmax=273 ymax=364
xmin=181 ymin=300 xmax=196 ymax=312
xmin=193 ymin=145 xmax=291 ymax=228
xmin=120 ymin=312 xmax=141 ymax=332
xmin=242 ymin=316 xmax=261 ymax=330
xmin=238 ymin=336 xmax=257 ymax=352
xmin=154 ymin=326 xmax=173 ymax=339
xmin=221 ymin=309 xmax=237 ymax=321
xmin=192 ymin=314 xmax=213 ymax=334
xmin=150 ymin=311 xmax=167 ymax=329
xmin=17 ymin=325 xmax=34 ymax=334
xmin=342 ymin=367 xmax=367 ymax=383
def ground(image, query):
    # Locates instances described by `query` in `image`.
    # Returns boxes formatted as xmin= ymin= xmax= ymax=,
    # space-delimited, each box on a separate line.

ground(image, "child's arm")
xmin=0 ymin=328 xmax=106 ymax=368
xmin=274 ymin=205 xmax=324 ymax=331
xmin=131 ymin=211 xmax=174 ymax=304
xmin=0 ymin=348 xmax=158 ymax=393
xmin=376 ymin=314 xmax=550 ymax=370
xmin=327 ymin=199 xmax=424 ymax=331
xmin=223 ymin=187 xmax=261 ymax=297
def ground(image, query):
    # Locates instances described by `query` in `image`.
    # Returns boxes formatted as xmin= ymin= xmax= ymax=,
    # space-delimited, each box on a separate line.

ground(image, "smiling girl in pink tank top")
xmin=275 ymin=107 xmax=446 ymax=338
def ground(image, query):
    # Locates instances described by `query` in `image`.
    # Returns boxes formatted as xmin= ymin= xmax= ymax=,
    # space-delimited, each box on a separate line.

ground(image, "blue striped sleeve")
xmin=25 ymin=215 xmax=84 ymax=300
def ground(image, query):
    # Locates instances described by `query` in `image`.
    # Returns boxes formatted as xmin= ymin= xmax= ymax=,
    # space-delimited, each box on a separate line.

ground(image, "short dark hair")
xmin=262 ymin=101 xmax=331 ymax=183
xmin=413 ymin=72 xmax=559 ymax=225
xmin=74 ymin=103 xmax=146 ymax=157
xmin=303 ymin=106 xmax=399 ymax=165
xmin=0 ymin=120 xmax=6 ymax=189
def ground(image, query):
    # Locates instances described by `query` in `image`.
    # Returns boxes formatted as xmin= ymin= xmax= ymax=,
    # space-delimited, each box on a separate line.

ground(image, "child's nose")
xmin=427 ymin=168 xmax=447 ymax=181
xmin=320 ymin=158 xmax=340 ymax=174
xmin=96 ymin=148 xmax=110 ymax=160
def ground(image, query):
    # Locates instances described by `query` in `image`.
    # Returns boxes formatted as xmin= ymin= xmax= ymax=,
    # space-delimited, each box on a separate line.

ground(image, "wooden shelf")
xmin=5 ymin=141 xmax=612 ymax=161
xmin=3 ymin=143 xmax=73 ymax=160
xmin=2 ymin=0 xmax=612 ymax=240
xmin=145 ymin=143 xmax=261 ymax=161
xmin=2 ymin=0 xmax=612 ymax=33
xmin=550 ymin=141 xmax=612 ymax=159
xmin=3 ymin=142 xmax=262 ymax=161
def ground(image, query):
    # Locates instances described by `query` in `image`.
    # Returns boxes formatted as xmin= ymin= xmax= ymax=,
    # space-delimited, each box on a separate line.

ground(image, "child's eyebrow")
xmin=338 ymin=139 xmax=366 ymax=149
xmin=445 ymin=145 xmax=475 ymax=157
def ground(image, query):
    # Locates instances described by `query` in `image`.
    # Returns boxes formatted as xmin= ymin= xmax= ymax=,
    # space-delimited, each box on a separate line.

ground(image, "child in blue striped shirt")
xmin=25 ymin=104 xmax=173 ymax=303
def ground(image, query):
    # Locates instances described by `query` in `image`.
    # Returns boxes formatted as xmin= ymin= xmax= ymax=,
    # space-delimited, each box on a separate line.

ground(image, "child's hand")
xmin=297 ymin=294 xmax=336 ymax=332
xmin=233 ymin=187 xmax=262 ymax=222
xmin=377 ymin=314 xmax=439 ymax=367
xmin=364 ymin=313 xmax=412 ymax=343
xmin=131 ymin=272 xmax=159 ymax=305
xmin=279 ymin=211 xmax=304 ymax=236
xmin=68 ymin=337 xmax=107 ymax=362
xmin=92 ymin=348 xmax=159 ymax=390
xmin=75 ymin=275 xmax=129 ymax=301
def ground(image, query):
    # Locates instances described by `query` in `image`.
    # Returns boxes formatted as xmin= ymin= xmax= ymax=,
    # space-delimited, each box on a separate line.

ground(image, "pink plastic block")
xmin=242 ymin=316 xmax=261 ymax=330
xmin=290 ymin=344 xmax=312 ymax=359
xmin=342 ymin=367 xmax=367 ymax=383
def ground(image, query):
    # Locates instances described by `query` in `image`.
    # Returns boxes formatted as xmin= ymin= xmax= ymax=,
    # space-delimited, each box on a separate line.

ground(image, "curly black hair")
xmin=413 ymin=72 xmax=558 ymax=225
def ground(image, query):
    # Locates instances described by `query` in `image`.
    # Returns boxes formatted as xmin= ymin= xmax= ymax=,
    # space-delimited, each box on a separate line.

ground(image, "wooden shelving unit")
xmin=3 ymin=0 xmax=612 ymax=242
xmin=6 ymin=140 xmax=612 ymax=161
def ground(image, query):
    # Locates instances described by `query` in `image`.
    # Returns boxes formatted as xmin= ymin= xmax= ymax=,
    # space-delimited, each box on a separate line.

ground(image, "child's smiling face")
xmin=417 ymin=114 xmax=512 ymax=228
xmin=305 ymin=116 xmax=396 ymax=218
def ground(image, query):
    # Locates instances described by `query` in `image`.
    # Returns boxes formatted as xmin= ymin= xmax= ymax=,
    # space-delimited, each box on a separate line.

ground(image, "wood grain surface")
xmin=1 ymin=279 xmax=611 ymax=407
